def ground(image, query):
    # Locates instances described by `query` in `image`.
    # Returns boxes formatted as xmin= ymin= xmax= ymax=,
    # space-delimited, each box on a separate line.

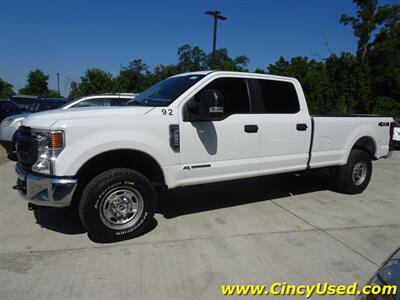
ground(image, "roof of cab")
xmin=173 ymin=70 xmax=298 ymax=82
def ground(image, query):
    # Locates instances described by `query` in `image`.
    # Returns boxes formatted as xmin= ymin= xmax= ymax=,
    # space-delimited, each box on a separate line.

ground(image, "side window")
xmin=111 ymin=98 xmax=131 ymax=106
xmin=258 ymin=79 xmax=300 ymax=114
xmin=37 ymin=101 xmax=64 ymax=111
xmin=195 ymin=77 xmax=251 ymax=116
xmin=3 ymin=102 xmax=17 ymax=113
xmin=37 ymin=102 xmax=53 ymax=111
xmin=103 ymin=98 xmax=123 ymax=106
xmin=73 ymin=98 xmax=107 ymax=108
xmin=9 ymin=103 xmax=18 ymax=113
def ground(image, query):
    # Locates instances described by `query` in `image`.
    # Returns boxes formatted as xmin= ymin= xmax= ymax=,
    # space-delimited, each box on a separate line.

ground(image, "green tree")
xmin=0 ymin=78 xmax=15 ymax=98
xmin=368 ymin=4 xmax=400 ymax=108
xmin=114 ymin=59 xmax=150 ymax=93
xmin=340 ymin=0 xmax=398 ymax=60
xmin=340 ymin=0 xmax=379 ymax=60
xmin=207 ymin=48 xmax=249 ymax=71
xmin=148 ymin=64 xmax=181 ymax=87
xmin=267 ymin=56 xmax=330 ymax=114
xmin=69 ymin=68 xmax=114 ymax=98
xmin=47 ymin=90 xmax=62 ymax=98
xmin=177 ymin=45 xmax=207 ymax=72
xmin=341 ymin=0 xmax=400 ymax=115
xmin=373 ymin=96 xmax=400 ymax=118
xmin=254 ymin=68 xmax=266 ymax=74
xmin=19 ymin=69 xmax=50 ymax=97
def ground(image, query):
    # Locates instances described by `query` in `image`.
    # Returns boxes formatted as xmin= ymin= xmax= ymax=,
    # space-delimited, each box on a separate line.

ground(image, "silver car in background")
xmin=0 ymin=93 xmax=136 ymax=160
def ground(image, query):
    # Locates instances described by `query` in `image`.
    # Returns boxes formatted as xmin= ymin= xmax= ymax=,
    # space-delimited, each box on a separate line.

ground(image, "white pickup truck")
xmin=14 ymin=71 xmax=394 ymax=242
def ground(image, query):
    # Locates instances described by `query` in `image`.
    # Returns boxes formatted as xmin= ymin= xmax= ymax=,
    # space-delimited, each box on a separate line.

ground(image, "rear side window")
xmin=12 ymin=98 xmax=35 ymax=110
xmin=110 ymin=98 xmax=132 ymax=106
xmin=1 ymin=102 xmax=18 ymax=113
xmin=196 ymin=77 xmax=251 ymax=116
xmin=37 ymin=101 xmax=65 ymax=111
xmin=258 ymin=79 xmax=300 ymax=114
xmin=73 ymin=98 xmax=107 ymax=108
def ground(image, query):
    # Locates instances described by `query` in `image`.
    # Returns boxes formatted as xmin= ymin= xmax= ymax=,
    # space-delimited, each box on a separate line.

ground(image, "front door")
xmin=178 ymin=76 xmax=260 ymax=186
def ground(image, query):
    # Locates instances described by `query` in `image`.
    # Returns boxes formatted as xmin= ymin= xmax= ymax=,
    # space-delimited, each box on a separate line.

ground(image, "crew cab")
xmin=13 ymin=71 xmax=394 ymax=242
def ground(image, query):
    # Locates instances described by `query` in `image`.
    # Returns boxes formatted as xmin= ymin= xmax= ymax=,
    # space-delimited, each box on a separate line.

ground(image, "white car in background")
xmin=63 ymin=93 xmax=137 ymax=108
xmin=392 ymin=120 xmax=400 ymax=150
xmin=0 ymin=93 xmax=136 ymax=160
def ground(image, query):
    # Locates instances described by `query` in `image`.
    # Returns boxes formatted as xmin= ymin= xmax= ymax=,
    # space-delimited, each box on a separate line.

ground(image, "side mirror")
xmin=198 ymin=89 xmax=224 ymax=121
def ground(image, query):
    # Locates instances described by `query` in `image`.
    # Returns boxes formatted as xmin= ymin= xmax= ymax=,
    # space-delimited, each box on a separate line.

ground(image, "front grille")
xmin=16 ymin=126 xmax=38 ymax=169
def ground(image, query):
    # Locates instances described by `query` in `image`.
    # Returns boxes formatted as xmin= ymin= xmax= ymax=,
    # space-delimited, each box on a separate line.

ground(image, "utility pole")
xmin=205 ymin=10 xmax=227 ymax=65
xmin=56 ymin=73 xmax=60 ymax=96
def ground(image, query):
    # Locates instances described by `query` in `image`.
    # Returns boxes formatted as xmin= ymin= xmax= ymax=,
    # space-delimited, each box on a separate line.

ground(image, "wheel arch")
xmin=351 ymin=136 xmax=377 ymax=159
xmin=75 ymin=149 xmax=166 ymax=186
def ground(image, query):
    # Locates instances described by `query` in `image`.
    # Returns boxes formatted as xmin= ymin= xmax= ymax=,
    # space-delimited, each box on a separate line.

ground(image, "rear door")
xmin=255 ymin=78 xmax=311 ymax=174
xmin=178 ymin=76 xmax=261 ymax=186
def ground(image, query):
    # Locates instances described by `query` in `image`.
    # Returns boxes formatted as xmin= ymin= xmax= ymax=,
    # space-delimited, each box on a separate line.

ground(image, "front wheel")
xmin=79 ymin=168 xmax=156 ymax=242
xmin=335 ymin=149 xmax=372 ymax=194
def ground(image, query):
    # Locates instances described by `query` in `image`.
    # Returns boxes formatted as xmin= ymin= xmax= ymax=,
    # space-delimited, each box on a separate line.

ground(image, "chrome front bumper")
xmin=15 ymin=164 xmax=78 ymax=207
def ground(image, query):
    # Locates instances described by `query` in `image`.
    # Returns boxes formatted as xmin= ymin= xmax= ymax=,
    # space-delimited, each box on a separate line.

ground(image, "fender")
xmin=342 ymin=123 xmax=378 ymax=163
xmin=54 ymin=128 xmax=177 ymax=178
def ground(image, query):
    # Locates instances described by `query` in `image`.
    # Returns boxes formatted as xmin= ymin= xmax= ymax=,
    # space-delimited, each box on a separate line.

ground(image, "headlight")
xmin=1 ymin=117 xmax=24 ymax=127
xmin=32 ymin=129 xmax=65 ymax=175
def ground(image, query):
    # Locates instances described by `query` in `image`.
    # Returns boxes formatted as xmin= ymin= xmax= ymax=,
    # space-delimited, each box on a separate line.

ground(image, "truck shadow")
xmin=157 ymin=169 xmax=335 ymax=218
xmin=32 ymin=169 xmax=334 ymax=236
xmin=33 ymin=207 xmax=86 ymax=235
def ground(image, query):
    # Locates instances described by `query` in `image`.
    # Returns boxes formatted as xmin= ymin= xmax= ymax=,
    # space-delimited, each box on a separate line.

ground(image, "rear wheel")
xmin=335 ymin=149 xmax=372 ymax=194
xmin=79 ymin=168 xmax=156 ymax=242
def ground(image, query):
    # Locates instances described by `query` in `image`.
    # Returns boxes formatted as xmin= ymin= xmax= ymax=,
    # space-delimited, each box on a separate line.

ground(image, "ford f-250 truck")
xmin=13 ymin=71 xmax=394 ymax=242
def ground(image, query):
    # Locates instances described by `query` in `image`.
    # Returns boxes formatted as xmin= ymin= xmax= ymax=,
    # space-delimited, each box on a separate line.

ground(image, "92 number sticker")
xmin=161 ymin=109 xmax=173 ymax=116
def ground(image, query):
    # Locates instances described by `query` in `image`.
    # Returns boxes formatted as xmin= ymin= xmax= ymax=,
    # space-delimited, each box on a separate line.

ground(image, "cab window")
xmin=257 ymin=79 xmax=300 ymax=114
xmin=195 ymin=77 xmax=251 ymax=116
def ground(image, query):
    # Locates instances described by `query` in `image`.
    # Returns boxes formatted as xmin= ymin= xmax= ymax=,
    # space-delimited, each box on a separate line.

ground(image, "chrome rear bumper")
xmin=15 ymin=164 xmax=77 ymax=207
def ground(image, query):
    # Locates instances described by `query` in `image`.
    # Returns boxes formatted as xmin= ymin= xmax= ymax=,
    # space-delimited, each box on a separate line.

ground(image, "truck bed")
xmin=309 ymin=115 xmax=392 ymax=169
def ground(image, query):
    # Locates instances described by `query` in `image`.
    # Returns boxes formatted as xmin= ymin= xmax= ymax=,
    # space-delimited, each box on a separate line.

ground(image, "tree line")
xmin=0 ymin=0 xmax=399 ymax=117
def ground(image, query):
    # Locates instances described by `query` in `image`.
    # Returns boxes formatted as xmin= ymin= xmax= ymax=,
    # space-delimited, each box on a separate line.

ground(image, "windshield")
xmin=27 ymin=102 xmax=38 ymax=112
xmin=125 ymin=74 xmax=205 ymax=107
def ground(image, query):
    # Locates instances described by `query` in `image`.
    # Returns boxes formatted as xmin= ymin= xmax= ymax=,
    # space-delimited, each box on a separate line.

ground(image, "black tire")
xmin=8 ymin=137 xmax=18 ymax=161
xmin=79 ymin=168 xmax=156 ymax=242
xmin=335 ymin=149 xmax=372 ymax=194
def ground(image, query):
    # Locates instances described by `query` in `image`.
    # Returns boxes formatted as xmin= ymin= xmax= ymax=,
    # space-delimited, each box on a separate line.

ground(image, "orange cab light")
xmin=49 ymin=132 xmax=64 ymax=149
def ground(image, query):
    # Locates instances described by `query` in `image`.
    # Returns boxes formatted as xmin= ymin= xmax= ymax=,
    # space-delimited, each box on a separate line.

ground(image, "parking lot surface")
xmin=0 ymin=147 xmax=399 ymax=299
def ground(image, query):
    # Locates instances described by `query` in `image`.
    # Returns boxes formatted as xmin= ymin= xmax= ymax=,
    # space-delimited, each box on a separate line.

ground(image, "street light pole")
xmin=205 ymin=10 xmax=227 ymax=64
xmin=56 ymin=73 xmax=60 ymax=96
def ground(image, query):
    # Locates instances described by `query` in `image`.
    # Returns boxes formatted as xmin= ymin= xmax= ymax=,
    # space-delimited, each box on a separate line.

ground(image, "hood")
xmin=4 ymin=112 xmax=31 ymax=120
xmin=22 ymin=106 xmax=155 ymax=128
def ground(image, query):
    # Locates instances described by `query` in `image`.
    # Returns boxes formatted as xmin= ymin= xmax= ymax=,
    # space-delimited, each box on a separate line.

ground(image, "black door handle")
xmin=244 ymin=125 xmax=259 ymax=133
xmin=296 ymin=123 xmax=308 ymax=131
